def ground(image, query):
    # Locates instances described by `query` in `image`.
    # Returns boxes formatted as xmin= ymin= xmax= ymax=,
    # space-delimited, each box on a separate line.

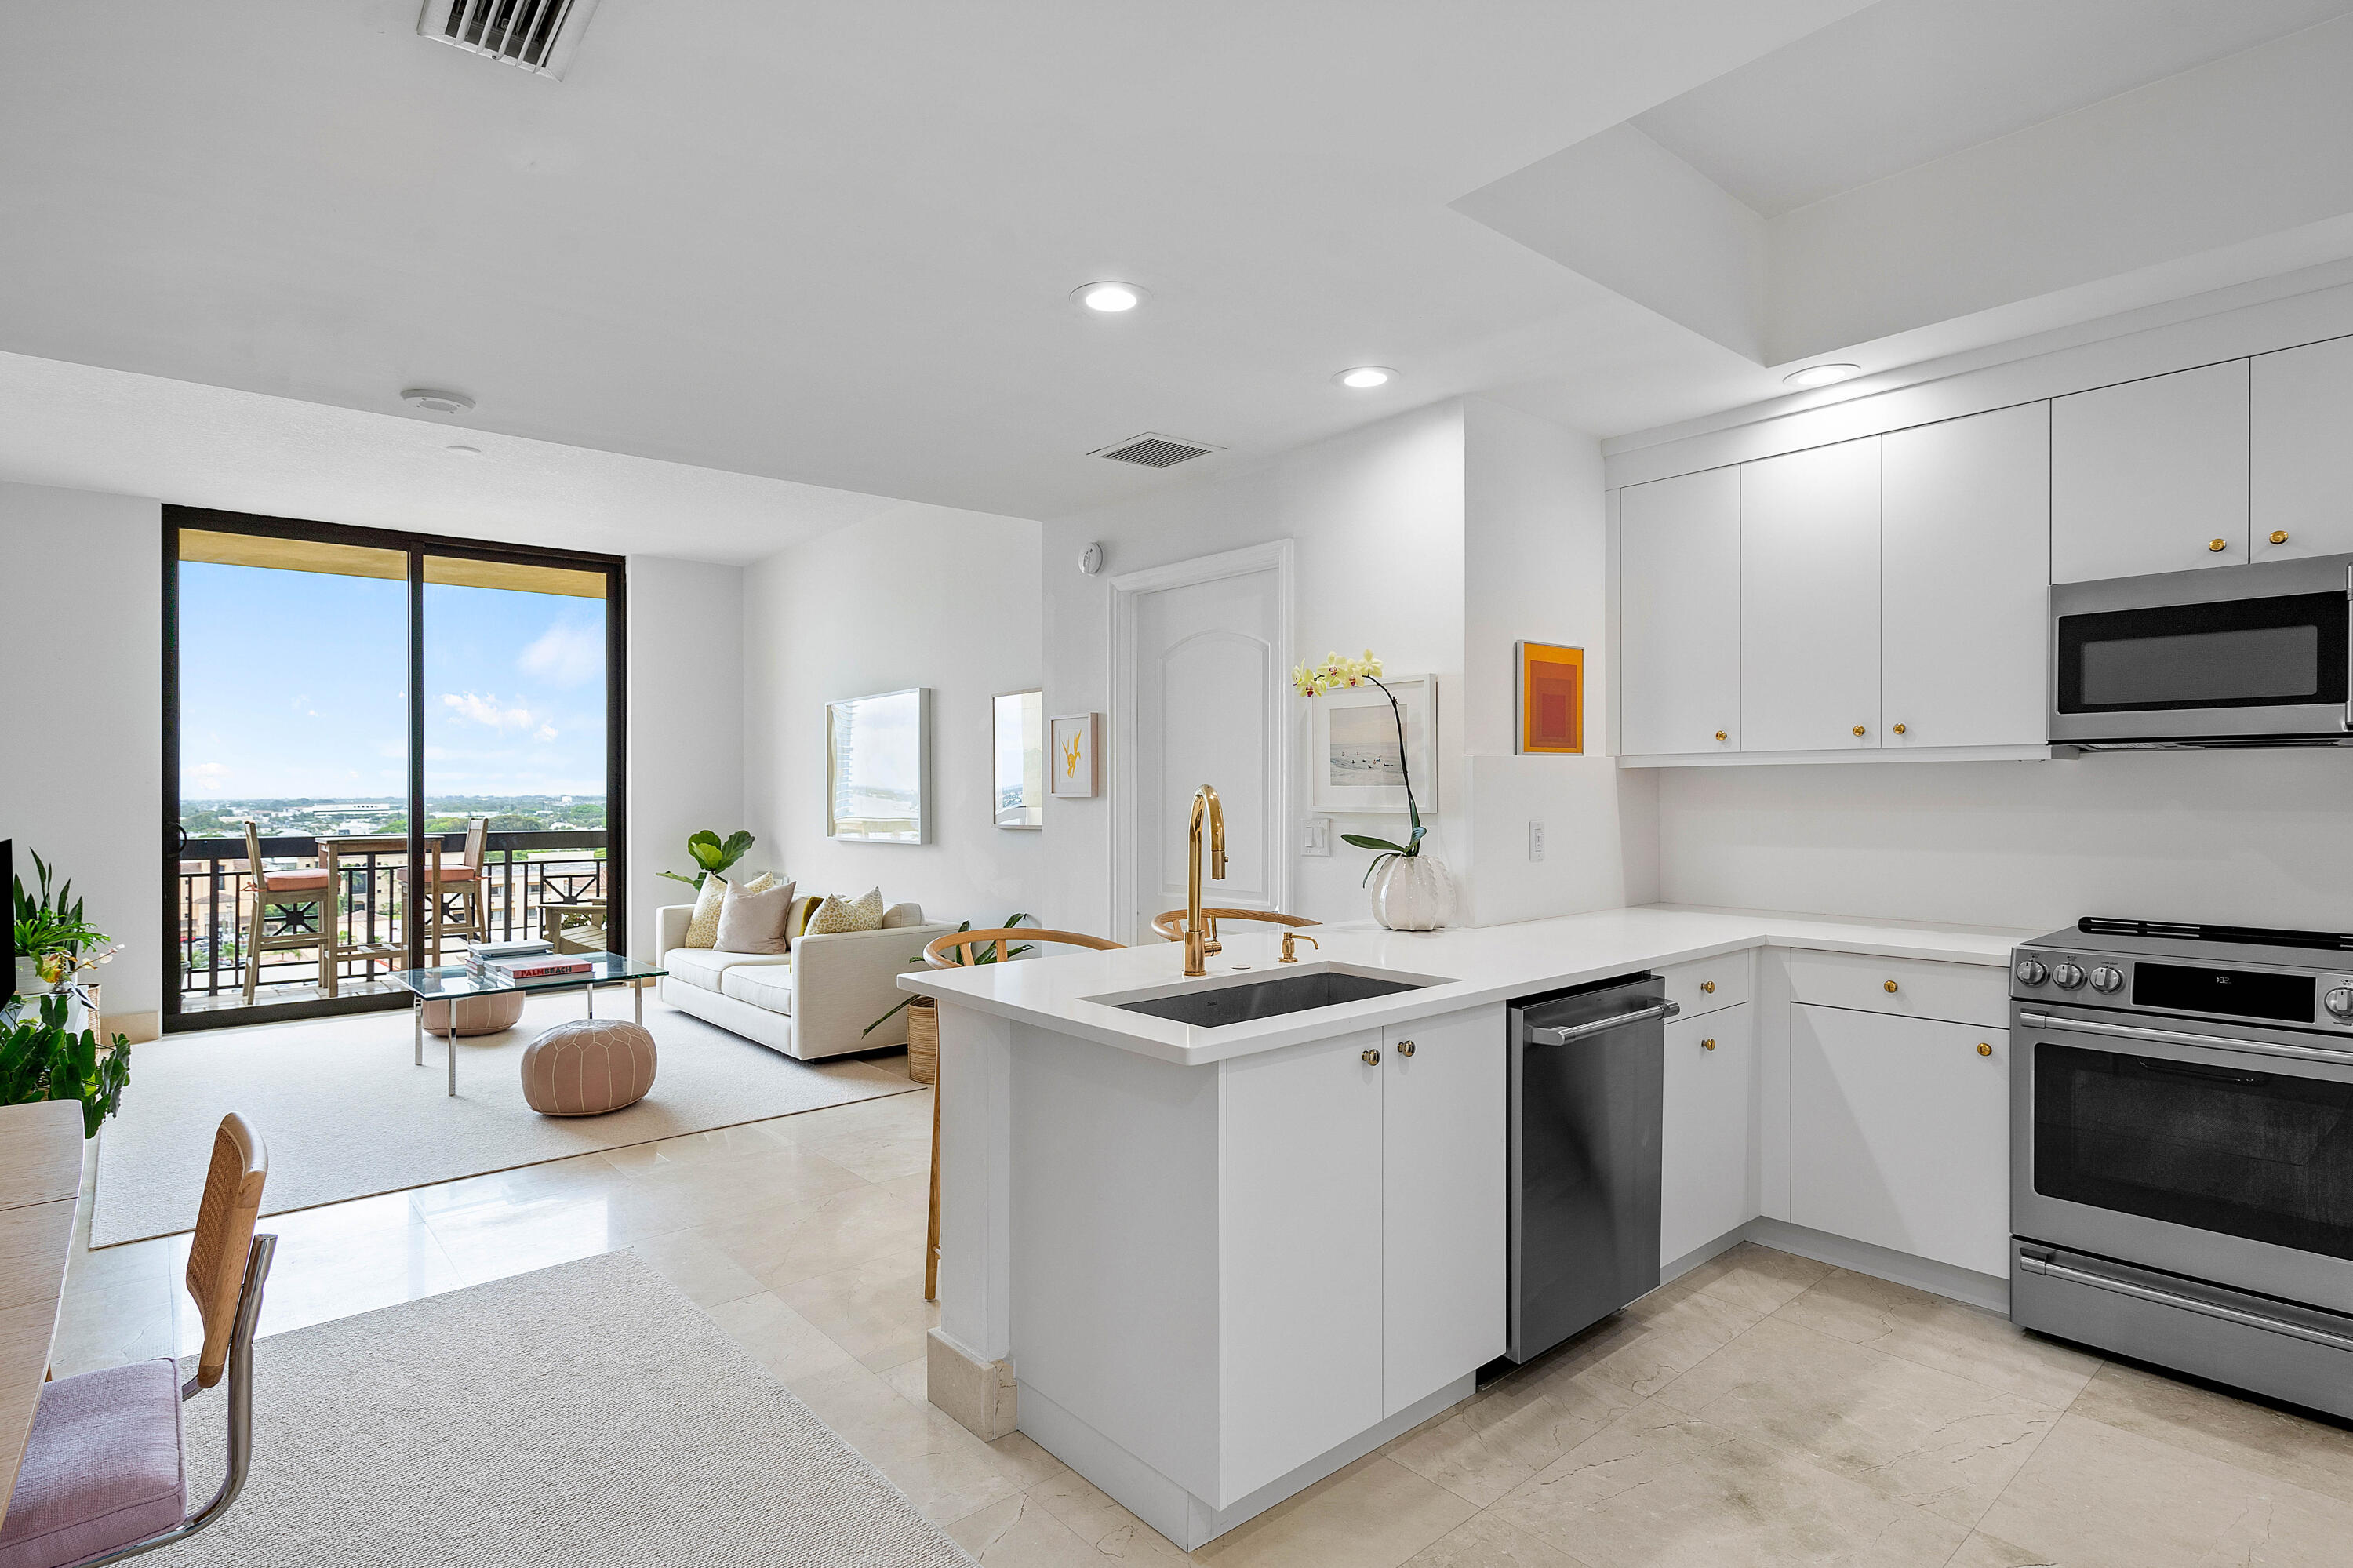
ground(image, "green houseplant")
xmin=2 ymin=992 xmax=131 ymax=1138
xmin=864 ymin=912 xmax=1034 ymax=1037
xmin=656 ymin=829 xmax=755 ymax=890
xmin=13 ymin=849 xmax=117 ymax=990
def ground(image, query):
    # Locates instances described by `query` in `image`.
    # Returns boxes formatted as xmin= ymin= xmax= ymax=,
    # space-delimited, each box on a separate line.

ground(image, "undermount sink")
xmin=1095 ymin=965 xmax=1442 ymax=1028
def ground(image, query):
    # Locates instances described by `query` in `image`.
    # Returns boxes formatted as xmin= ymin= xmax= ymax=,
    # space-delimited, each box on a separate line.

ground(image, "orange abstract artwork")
xmin=1517 ymin=642 xmax=1584 ymax=755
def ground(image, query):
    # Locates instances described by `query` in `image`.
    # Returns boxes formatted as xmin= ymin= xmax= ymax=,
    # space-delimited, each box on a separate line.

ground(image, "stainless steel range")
xmin=2010 ymin=919 xmax=2353 ymax=1417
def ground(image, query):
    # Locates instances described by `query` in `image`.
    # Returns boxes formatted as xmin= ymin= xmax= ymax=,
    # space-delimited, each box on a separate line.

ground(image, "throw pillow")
xmin=880 ymin=901 xmax=926 ymax=929
xmin=683 ymin=875 xmax=730 ymax=949
xmin=807 ymin=886 xmax=886 ymax=934
xmin=787 ymin=895 xmax=822 ymax=940
xmin=715 ymin=878 xmax=795 ymax=954
xmin=742 ymin=871 xmax=776 ymax=894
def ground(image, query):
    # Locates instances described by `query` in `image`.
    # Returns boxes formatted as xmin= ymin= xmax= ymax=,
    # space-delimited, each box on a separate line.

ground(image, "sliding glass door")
xmin=165 ymin=511 xmax=625 ymax=1031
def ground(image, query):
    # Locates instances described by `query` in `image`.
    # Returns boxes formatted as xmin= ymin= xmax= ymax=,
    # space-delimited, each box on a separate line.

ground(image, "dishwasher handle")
xmin=1527 ymin=999 xmax=1678 ymax=1046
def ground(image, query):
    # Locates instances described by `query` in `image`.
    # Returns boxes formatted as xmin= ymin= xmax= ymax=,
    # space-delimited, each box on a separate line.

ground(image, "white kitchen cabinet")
xmin=1789 ymin=1004 xmax=2011 ymax=1279
xmin=1881 ymin=405 xmax=2051 ymax=748
xmin=2251 ymin=335 xmax=2353 ymax=561
xmin=1621 ymin=466 xmax=1741 ymax=755
xmin=1740 ymin=437 xmax=1882 ymax=751
xmin=1380 ymin=1010 xmax=1505 ymax=1416
xmin=2052 ymin=361 xmax=2249 ymax=582
xmin=1660 ymin=1002 xmax=1754 ymax=1268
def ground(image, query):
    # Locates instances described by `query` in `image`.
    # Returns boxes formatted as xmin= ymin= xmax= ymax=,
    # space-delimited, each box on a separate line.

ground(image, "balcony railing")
xmin=176 ymin=831 xmax=609 ymax=1006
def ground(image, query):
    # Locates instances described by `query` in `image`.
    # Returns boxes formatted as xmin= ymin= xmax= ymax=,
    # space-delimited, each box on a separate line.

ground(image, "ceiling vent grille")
xmin=1089 ymin=434 xmax=1223 ymax=469
xmin=419 ymin=0 xmax=601 ymax=78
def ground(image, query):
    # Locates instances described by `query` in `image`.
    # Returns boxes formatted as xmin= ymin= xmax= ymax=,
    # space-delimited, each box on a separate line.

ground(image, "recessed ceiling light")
xmin=1074 ymin=282 xmax=1147 ymax=313
xmin=1783 ymin=363 xmax=1860 ymax=389
xmin=1336 ymin=366 xmax=1395 ymax=390
xmin=444 ymin=444 xmax=483 ymax=457
xmin=402 ymin=387 xmax=475 ymax=413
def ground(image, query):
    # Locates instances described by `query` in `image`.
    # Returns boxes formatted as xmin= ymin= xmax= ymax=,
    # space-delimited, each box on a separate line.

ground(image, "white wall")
xmin=742 ymin=508 xmax=1045 ymax=928
xmin=1657 ymin=751 xmax=2353 ymax=934
xmin=626 ymin=556 xmax=744 ymax=953
xmin=1043 ymin=403 xmax=1474 ymax=937
xmin=0 ymin=481 xmax=163 ymax=1033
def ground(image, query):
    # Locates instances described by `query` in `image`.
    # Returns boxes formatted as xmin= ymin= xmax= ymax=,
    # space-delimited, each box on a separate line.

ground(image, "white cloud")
xmin=442 ymin=691 xmax=539 ymax=731
xmin=189 ymin=761 xmax=229 ymax=791
xmin=518 ymin=622 xmax=602 ymax=688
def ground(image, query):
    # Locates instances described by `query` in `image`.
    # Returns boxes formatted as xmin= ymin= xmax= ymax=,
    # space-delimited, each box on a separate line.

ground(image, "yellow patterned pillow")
xmin=683 ymin=875 xmax=730 ymax=948
xmin=806 ymin=886 xmax=885 ymax=934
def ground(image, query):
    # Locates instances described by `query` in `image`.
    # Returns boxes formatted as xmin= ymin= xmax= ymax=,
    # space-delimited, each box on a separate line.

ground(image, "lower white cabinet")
xmin=1220 ymin=1003 xmax=1504 ymax=1498
xmin=1788 ymin=1003 xmax=2011 ymax=1278
xmin=1660 ymin=1002 xmax=1754 ymax=1267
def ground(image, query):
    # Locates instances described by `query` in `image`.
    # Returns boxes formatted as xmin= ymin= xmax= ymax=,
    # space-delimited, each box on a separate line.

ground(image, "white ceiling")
xmin=5 ymin=0 xmax=2351 ymax=544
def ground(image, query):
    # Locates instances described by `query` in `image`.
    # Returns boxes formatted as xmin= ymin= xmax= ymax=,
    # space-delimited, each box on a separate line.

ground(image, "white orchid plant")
xmin=1292 ymin=649 xmax=1424 ymax=885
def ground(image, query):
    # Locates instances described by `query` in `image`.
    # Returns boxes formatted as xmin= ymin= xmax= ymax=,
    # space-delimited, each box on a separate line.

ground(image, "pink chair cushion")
xmin=395 ymin=865 xmax=479 ymax=883
xmin=0 ymin=1359 xmax=184 ymax=1568
xmin=255 ymin=868 xmax=333 ymax=892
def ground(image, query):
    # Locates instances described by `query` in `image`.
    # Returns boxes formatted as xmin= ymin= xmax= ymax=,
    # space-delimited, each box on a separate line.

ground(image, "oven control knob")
xmin=2089 ymin=965 xmax=2124 ymax=995
xmin=2013 ymin=959 xmax=2048 ymax=986
xmin=2052 ymin=962 xmax=2087 ymax=991
xmin=2327 ymin=988 xmax=2353 ymax=1021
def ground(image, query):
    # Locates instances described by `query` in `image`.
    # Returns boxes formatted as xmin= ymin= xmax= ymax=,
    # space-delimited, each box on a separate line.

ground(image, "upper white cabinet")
xmin=2051 ymin=360 xmax=2249 ymax=582
xmin=2251 ymin=335 xmax=2353 ymax=561
xmin=1620 ymin=467 xmax=1740 ymax=756
xmin=1740 ymin=438 xmax=1882 ymax=751
xmin=1881 ymin=405 xmax=2051 ymax=748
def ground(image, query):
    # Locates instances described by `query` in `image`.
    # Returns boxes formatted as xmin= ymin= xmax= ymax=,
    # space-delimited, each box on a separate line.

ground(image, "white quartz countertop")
xmin=899 ymin=903 xmax=2035 ymax=1066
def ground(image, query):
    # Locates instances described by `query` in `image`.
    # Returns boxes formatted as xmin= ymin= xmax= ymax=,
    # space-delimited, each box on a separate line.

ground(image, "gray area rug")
xmin=156 ymin=1251 xmax=973 ymax=1566
xmin=93 ymin=993 xmax=917 ymax=1246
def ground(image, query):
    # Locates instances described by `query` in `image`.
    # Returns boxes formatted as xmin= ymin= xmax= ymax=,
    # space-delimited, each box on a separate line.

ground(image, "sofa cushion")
xmin=719 ymin=963 xmax=795 ymax=1015
xmin=715 ymin=879 xmax=795 ymax=954
xmin=881 ymin=901 xmax=926 ymax=928
xmin=808 ymin=887 xmax=885 ymax=934
xmin=682 ymin=875 xmax=731 ymax=949
xmin=662 ymin=947 xmax=791 ymax=995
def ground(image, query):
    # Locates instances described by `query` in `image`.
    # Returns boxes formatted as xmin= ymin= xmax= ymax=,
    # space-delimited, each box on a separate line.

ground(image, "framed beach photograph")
xmin=1049 ymin=712 xmax=1100 ymax=798
xmin=1516 ymin=642 xmax=1584 ymax=755
xmin=1310 ymin=674 xmax=1435 ymax=815
xmin=827 ymin=686 xmax=932 ymax=842
xmin=993 ymin=689 xmax=1044 ymax=828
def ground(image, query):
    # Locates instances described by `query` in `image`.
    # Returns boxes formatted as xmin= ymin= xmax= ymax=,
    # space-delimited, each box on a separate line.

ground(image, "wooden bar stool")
xmin=919 ymin=927 xmax=1122 ymax=1301
xmin=238 ymin=821 xmax=336 ymax=1005
xmin=397 ymin=817 xmax=489 ymax=963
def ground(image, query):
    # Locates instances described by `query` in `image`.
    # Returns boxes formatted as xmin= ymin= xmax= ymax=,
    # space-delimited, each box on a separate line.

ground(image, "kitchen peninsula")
xmin=904 ymin=903 xmax=2031 ymax=1551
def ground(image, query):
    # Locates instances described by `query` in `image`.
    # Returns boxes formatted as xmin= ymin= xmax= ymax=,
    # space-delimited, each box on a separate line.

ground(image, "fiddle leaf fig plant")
xmin=1 ymin=992 xmax=132 ymax=1139
xmin=864 ymin=912 xmax=1035 ymax=1036
xmin=656 ymin=828 xmax=756 ymax=890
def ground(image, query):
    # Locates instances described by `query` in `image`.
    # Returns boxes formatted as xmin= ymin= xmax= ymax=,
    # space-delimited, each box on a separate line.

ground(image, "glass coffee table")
xmin=389 ymin=951 xmax=668 ymax=1097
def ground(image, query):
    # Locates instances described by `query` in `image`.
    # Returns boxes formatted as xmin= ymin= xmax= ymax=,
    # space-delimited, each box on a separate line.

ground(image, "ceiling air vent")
xmin=419 ymin=0 xmax=601 ymax=78
xmin=1089 ymin=434 xmax=1224 ymax=470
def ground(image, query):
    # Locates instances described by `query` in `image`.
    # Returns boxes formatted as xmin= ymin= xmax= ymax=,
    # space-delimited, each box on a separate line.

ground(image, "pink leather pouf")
xmin=521 ymin=1017 xmax=658 ymax=1115
xmin=418 ymin=990 xmax=526 ymax=1037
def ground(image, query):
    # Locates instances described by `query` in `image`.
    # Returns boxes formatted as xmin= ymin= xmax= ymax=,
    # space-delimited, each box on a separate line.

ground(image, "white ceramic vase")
xmin=1368 ymin=854 xmax=1456 ymax=931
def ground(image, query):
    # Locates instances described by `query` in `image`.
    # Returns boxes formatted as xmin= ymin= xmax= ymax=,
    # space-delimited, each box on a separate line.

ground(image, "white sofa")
xmin=655 ymin=904 xmax=955 ymax=1061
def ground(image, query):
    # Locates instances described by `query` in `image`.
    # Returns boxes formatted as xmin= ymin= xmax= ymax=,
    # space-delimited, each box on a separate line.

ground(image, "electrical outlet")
xmin=1302 ymin=817 xmax=1333 ymax=857
xmin=1529 ymin=819 xmax=1545 ymax=861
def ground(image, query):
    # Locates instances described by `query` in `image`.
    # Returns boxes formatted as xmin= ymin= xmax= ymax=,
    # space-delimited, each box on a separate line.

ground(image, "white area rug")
xmin=92 ymin=993 xmax=917 ymax=1247
xmin=155 ymin=1252 xmax=973 ymax=1566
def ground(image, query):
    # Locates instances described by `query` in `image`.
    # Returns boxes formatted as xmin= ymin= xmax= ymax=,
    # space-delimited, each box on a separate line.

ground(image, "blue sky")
xmin=179 ymin=562 xmax=608 ymax=799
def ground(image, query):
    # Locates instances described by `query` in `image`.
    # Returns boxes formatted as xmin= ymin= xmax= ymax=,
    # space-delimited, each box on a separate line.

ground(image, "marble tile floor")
xmin=54 ymin=1089 xmax=2353 ymax=1568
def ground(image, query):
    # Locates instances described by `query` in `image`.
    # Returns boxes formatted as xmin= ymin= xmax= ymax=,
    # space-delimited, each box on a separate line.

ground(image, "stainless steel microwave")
xmin=2050 ymin=554 xmax=2353 ymax=748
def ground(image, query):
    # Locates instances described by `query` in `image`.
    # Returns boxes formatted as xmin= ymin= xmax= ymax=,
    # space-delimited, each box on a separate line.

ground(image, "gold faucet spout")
xmin=1184 ymin=784 xmax=1227 ymax=977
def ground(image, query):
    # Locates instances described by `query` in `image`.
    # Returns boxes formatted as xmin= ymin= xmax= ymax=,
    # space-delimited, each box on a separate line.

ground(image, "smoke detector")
xmin=1089 ymin=434 xmax=1223 ymax=470
xmin=402 ymin=387 xmax=475 ymax=414
xmin=418 ymin=0 xmax=602 ymax=78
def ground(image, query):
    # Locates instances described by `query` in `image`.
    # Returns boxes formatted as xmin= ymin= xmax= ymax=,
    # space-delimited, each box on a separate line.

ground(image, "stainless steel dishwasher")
xmin=1506 ymin=973 xmax=1676 ymax=1363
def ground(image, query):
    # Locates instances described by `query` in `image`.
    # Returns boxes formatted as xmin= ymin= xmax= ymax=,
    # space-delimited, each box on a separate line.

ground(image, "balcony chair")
xmin=918 ymin=927 xmax=1123 ymax=1301
xmin=0 ymin=1115 xmax=275 ymax=1567
xmin=398 ymin=817 xmax=490 ymax=962
xmin=238 ymin=820 xmax=336 ymax=1005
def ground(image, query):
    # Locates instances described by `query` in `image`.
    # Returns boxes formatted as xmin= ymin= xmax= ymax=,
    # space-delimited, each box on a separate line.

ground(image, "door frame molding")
xmin=1107 ymin=540 xmax=1295 ymax=945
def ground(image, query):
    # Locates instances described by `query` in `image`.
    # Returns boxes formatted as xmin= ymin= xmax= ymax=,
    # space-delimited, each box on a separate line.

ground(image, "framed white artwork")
xmin=993 ymin=689 xmax=1044 ymax=828
xmin=1049 ymin=712 xmax=1100 ymax=798
xmin=1309 ymin=674 xmax=1436 ymax=815
xmin=826 ymin=687 xmax=932 ymax=842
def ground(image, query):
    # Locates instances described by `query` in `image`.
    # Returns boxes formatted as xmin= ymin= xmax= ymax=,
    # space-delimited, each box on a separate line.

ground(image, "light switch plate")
xmin=1302 ymin=817 xmax=1333 ymax=857
xmin=1529 ymin=819 xmax=1545 ymax=861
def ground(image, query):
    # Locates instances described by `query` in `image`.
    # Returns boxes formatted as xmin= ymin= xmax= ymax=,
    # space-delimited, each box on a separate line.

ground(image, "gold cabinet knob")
xmin=1362 ymin=1047 xmax=1380 ymax=1066
xmin=1398 ymin=1040 xmax=1416 ymax=1057
xmin=1700 ymin=1038 xmax=1716 ymax=1051
xmin=1699 ymin=980 xmax=1715 ymax=994
xmin=1852 ymin=725 xmax=1866 ymax=737
xmin=1978 ymin=1042 xmax=1994 ymax=1057
xmin=2271 ymin=530 xmax=2289 ymax=545
xmin=1891 ymin=723 xmax=1907 ymax=735
xmin=2209 ymin=538 xmax=2228 ymax=552
xmin=1883 ymin=980 xmax=1899 ymax=993
xmin=1715 ymin=729 xmax=1729 ymax=742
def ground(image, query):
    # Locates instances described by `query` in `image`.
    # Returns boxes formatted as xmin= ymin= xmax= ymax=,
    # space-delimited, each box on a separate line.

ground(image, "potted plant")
xmin=1293 ymin=650 xmax=1455 ymax=930
xmin=656 ymin=829 xmax=755 ymax=890
xmin=2 ymin=992 xmax=131 ymax=1138
xmin=13 ymin=849 xmax=115 ymax=997
xmin=865 ymin=913 xmax=1035 ymax=1084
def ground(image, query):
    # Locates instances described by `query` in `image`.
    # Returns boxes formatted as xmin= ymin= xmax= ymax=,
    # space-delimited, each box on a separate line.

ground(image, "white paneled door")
xmin=1115 ymin=545 xmax=1289 ymax=944
xmin=1740 ymin=437 xmax=1882 ymax=751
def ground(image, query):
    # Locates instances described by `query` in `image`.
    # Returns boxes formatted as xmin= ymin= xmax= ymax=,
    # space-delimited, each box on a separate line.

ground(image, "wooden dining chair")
xmin=398 ymin=816 xmax=491 ymax=959
xmin=239 ymin=820 xmax=337 ymax=1004
xmin=1149 ymin=906 xmax=1318 ymax=948
xmin=0 ymin=1115 xmax=275 ymax=1566
xmin=919 ymin=928 xmax=1123 ymax=1301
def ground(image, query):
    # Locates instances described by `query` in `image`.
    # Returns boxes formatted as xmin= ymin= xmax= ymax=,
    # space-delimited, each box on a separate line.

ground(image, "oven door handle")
xmin=2017 ymin=1010 xmax=2353 ymax=1066
xmin=2019 ymin=1251 xmax=2353 ymax=1354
